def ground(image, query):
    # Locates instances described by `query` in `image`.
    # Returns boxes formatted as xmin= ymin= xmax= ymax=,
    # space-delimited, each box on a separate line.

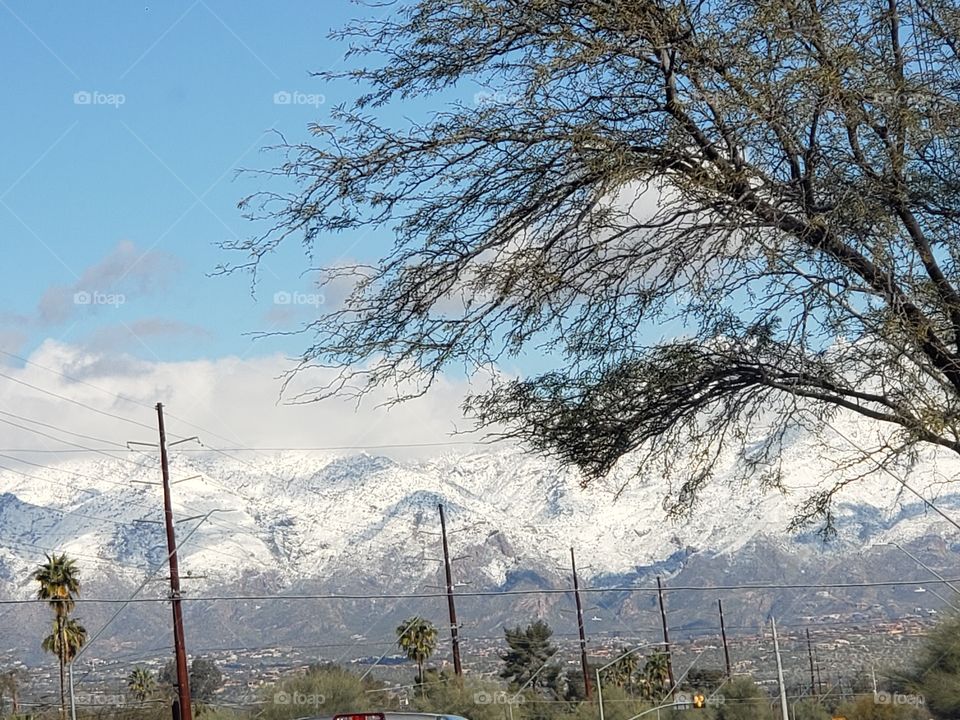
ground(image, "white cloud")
xmin=0 ymin=341 xmax=497 ymax=463
xmin=35 ymin=240 xmax=181 ymax=325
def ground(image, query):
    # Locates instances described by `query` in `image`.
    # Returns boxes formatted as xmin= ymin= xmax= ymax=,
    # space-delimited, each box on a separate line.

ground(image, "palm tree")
xmin=609 ymin=649 xmax=642 ymax=695
xmin=127 ymin=666 xmax=156 ymax=703
xmin=396 ymin=616 xmax=438 ymax=696
xmin=641 ymin=651 xmax=671 ymax=701
xmin=41 ymin=615 xmax=87 ymax=716
xmin=42 ymin=617 xmax=87 ymax=664
xmin=33 ymin=553 xmax=82 ymax=720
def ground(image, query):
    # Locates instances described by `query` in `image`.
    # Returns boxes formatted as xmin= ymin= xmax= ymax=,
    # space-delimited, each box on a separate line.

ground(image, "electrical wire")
xmin=0 ymin=576 xmax=956 ymax=605
xmin=0 ymin=368 xmax=157 ymax=433
xmin=0 ymin=408 xmax=129 ymax=449
xmin=0 ymin=416 xmax=150 ymax=468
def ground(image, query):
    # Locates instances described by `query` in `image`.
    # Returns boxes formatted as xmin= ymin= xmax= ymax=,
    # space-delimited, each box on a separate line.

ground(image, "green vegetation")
xmin=501 ymin=620 xmax=557 ymax=691
xmin=33 ymin=553 xmax=84 ymax=720
xmin=714 ymin=677 xmax=773 ymax=720
xmin=833 ymin=695 xmax=927 ymax=720
xmin=255 ymin=663 xmax=382 ymax=720
xmin=158 ymin=657 xmax=224 ymax=703
xmin=893 ymin=611 xmax=960 ymax=717
xmin=126 ymin=667 xmax=155 ymax=703
xmin=395 ymin=616 xmax=439 ymax=693
xmin=16 ymin=573 xmax=960 ymax=720
xmin=639 ymin=651 xmax=671 ymax=702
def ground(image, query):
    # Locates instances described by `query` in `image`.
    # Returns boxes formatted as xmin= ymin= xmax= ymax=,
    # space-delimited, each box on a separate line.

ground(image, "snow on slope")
xmin=1 ymin=409 xmax=960 ymax=597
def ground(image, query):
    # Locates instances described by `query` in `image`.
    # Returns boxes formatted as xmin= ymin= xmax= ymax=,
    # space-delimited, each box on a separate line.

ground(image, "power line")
xmin=0 ymin=416 xmax=150 ymax=468
xmin=0 ymin=350 xmax=157 ymax=411
xmin=0 ymin=349 xmax=481 ymax=452
xmin=0 ymin=464 xmax=273 ymax=572
xmin=166 ymin=442 xmax=483 ymax=451
xmin=0 ymin=458 xmax=161 ymax=514
xmin=0 ymin=369 xmax=157 ymax=433
xmin=0 ymin=452 xmax=279 ymax=572
xmin=0 ymin=449 xmax=133 ymax=454
xmin=0 ymin=409 xmax=129 ymax=448
xmin=0 ymin=576 xmax=956 ymax=605
xmin=0 ymin=442 xmax=485 ymax=452
xmin=0 ymin=536 xmax=152 ymax=572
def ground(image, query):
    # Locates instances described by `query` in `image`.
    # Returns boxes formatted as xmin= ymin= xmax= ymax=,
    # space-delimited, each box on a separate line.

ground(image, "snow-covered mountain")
xmin=2 ymin=412 xmax=960 ymax=661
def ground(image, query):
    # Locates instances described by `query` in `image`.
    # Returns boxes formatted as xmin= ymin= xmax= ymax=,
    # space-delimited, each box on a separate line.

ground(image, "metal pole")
xmin=158 ymin=403 xmax=192 ymax=720
xmin=571 ymin=548 xmax=593 ymax=699
xmin=771 ymin=617 xmax=789 ymax=720
xmin=596 ymin=669 xmax=604 ymax=720
xmin=68 ymin=661 xmax=76 ymax=720
xmin=657 ymin=577 xmax=675 ymax=689
xmin=439 ymin=504 xmax=463 ymax=676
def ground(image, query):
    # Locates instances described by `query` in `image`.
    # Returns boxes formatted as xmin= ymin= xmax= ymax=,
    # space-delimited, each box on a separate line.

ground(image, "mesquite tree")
xmin=227 ymin=0 xmax=960 ymax=531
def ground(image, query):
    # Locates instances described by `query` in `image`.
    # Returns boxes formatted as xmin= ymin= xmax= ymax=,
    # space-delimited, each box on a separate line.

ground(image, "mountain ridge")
xmin=2 ymin=417 xmax=960 ymax=664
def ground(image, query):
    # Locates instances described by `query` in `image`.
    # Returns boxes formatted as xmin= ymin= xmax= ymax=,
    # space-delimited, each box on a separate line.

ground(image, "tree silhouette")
xmin=232 ymin=0 xmax=960 ymax=533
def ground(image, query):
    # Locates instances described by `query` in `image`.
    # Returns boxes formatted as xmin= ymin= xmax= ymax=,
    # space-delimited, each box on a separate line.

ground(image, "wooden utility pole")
xmin=657 ymin=577 xmax=675 ymax=689
xmin=157 ymin=403 xmax=192 ymax=720
xmin=570 ymin=548 xmax=592 ymax=699
xmin=814 ymin=645 xmax=824 ymax=694
xmin=438 ymin=504 xmax=463 ymax=676
xmin=718 ymin=599 xmax=732 ymax=679
xmin=806 ymin=629 xmax=817 ymax=695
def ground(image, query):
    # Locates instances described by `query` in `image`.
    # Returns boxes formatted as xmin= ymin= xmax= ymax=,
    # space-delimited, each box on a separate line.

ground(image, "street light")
xmin=596 ymin=642 xmax=667 ymax=720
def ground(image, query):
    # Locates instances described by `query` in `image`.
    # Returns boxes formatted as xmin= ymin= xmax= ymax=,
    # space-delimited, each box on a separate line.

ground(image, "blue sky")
xmin=0 ymin=1 xmax=404 ymax=364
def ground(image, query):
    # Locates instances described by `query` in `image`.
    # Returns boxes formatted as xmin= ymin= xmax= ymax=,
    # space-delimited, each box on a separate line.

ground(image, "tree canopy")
xmin=894 ymin=611 xmax=960 ymax=717
xmin=34 ymin=553 xmax=83 ymax=720
xmin=159 ymin=656 xmax=224 ymax=703
xmin=230 ymin=0 xmax=960 ymax=528
xmin=500 ymin=619 xmax=558 ymax=691
xmin=396 ymin=616 xmax=439 ymax=689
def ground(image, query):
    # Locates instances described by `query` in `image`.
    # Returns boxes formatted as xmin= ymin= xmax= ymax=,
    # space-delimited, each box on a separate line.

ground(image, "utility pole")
xmin=718 ymin=599 xmax=732 ymax=679
xmin=806 ymin=629 xmax=817 ymax=696
xmin=570 ymin=547 xmax=592 ymax=699
xmin=438 ymin=504 xmax=463 ymax=677
xmin=814 ymin=645 xmax=824 ymax=694
xmin=656 ymin=577 xmax=675 ymax=689
xmin=771 ymin=616 xmax=789 ymax=720
xmin=157 ymin=403 xmax=193 ymax=720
